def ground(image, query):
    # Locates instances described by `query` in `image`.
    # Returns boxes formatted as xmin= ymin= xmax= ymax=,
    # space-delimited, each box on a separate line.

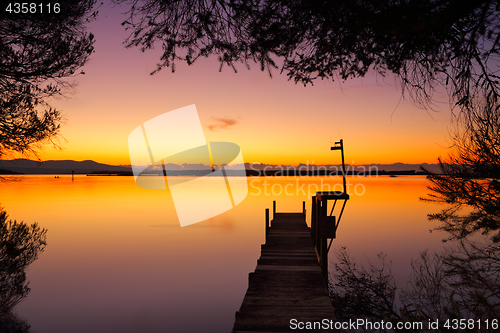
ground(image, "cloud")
xmin=208 ymin=117 xmax=238 ymax=131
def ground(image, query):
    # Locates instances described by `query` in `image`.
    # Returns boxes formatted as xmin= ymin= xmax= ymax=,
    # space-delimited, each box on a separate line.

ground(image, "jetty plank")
xmin=232 ymin=212 xmax=336 ymax=332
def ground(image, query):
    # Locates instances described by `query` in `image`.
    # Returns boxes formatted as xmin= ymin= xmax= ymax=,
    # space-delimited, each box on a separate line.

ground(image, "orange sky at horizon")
xmin=34 ymin=2 xmax=454 ymax=167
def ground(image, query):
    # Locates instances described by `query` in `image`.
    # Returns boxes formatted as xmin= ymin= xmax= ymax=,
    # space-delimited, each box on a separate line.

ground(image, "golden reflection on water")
xmin=0 ymin=175 xmax=444 ymax=333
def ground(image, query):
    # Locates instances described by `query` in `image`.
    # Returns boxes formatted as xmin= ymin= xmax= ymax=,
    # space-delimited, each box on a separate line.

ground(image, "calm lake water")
xmin=1 ymin=175 xmax=445 ymax=332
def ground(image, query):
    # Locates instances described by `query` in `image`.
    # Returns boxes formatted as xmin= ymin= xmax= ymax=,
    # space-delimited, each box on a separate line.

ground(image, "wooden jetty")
xmin=232 ymin=199 xmax=347 ymax=332
xmin=232 ymin=140 xmax=350 ymax=332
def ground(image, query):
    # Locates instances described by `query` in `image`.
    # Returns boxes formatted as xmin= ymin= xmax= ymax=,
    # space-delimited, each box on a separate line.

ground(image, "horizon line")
xmin=0 ymin=157 xmax=440 ymax=168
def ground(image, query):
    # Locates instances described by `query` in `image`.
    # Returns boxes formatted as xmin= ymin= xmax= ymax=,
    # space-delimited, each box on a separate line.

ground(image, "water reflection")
xmin=0 ymin=206 xmax=47 ymax=333
xmin=0 ymin=175 xmax=443 ymax=332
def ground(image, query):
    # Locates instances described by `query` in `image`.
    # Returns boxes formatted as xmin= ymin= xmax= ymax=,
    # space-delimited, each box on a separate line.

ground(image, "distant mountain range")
xmin=0 ymin=159 xmax=442 ymax=175
xmin=0 ymin=159 xmax=131 ymax=175
xmin=246 ymin=162 xmax=441 ymax=172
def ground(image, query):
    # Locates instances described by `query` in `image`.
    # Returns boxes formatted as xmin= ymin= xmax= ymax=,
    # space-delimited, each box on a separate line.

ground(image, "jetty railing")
xmin=310 ymin=191 xmax=349 ymax=277
xmin=267 ymin=195 xmax=349 ymax=278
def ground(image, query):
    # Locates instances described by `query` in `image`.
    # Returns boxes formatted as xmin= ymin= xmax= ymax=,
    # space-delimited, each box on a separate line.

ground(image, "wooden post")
xmin=303 ymin=201 xmax=306 ymax=217
xmin=312 ymin=199 xmax=314 ymax=237
xmin=273 ymin=200 xmax=276 ymax=219
xmin=320 ymin=238 xmax=328 ymax=278
xmin=311 ymin=196 xmax=316 ymax=245
xmin=265 ymin=208 xmax=270 ymax=243
xmin=314 ymin=196 xmax=328 ymax=278
xmin=321 ymin=238 xmax=328 ymax=278
xmin=72 ymin=169 xmax=74 ymax=181
xmin=321 ymin=198 xmax=328 ymax=217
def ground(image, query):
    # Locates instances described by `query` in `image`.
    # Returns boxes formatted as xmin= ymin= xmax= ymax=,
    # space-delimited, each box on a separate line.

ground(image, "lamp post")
xmin=330 ymin=139 xmax=346 ymax=194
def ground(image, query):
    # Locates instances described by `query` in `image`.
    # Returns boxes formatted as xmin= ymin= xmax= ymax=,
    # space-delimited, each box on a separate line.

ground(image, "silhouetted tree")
xmin=115 ymin=0 xmax=500 ymax=110
xmin=422 ymin=98 xmax=500 ymax=242
xmin=443 ymin=240 xmax=500 ymax=322
xmin=0 ymin=207 xmax=47 ymax=332
xmin=0 ymin=207 xmax=47 ymax=312
xmin=330 ymin=245 xmax=500 ymax=332
xmin=402 ymin=241 xmax=500 ymax=331
xmin=329 ymin=247 xmax=401 ymax=322
xmin=400 ymin=251 xmax=449 ymax=324
xmin=0 ymin=0 xmax=97 ymax=159
xmin=0 ymin=311 xmax=30 ymax=333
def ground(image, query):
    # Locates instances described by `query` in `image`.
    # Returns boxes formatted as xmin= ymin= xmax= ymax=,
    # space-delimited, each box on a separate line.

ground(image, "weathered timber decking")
xmin=232 ymin=212 xmax=336 ymax=332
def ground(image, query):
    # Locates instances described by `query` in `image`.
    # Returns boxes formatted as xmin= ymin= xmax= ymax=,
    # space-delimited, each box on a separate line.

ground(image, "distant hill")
xmin=0 ymin=159 xmax=132 ymax=175
xmin=358 ymin=163 xmax=441 ymax=173
xmin=245 ymin=162 xmax=442 ymax=173
xmin=0 ymin=168 xmax=23 ymax=175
